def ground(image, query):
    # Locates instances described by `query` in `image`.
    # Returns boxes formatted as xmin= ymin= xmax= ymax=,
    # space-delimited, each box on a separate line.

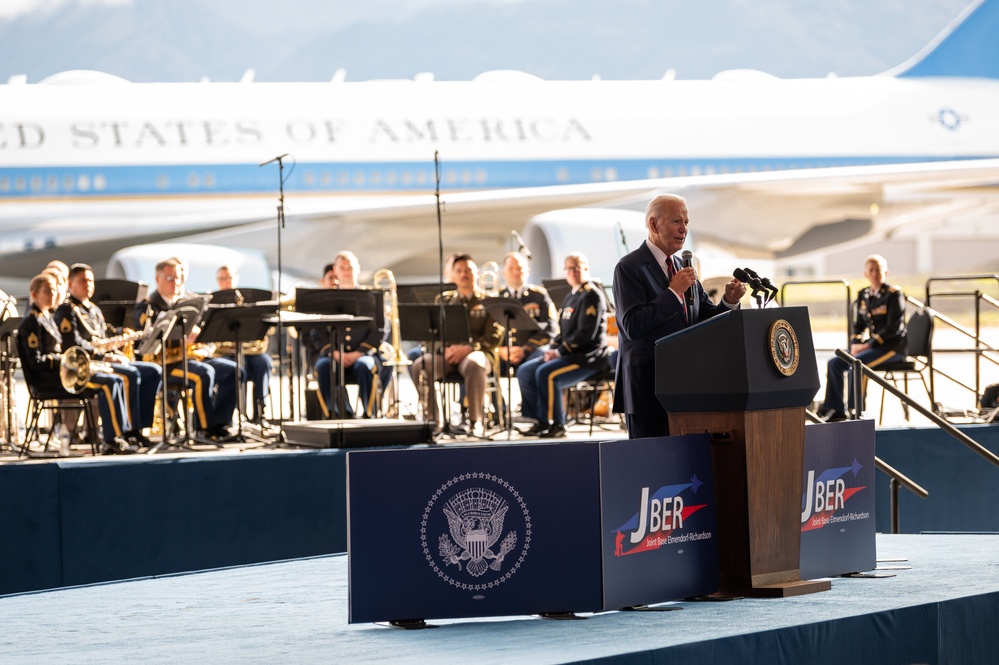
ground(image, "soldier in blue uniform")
xmin=55 ymin=263 xmax=162 ymax=447
xmin=307 ymin=251 xmax=393 ymax=418
xmin=817 ymin=254 xmax=907 ymax=422
xmin=18 ymin=273 xmax=136 ymax=454
xmin=496 ymin=251 xmax=557 ymax=372
xmin=517 ymin=252 xmax=612 ymax=438
xmin=135 ymin=257 xmax=239 ymax=440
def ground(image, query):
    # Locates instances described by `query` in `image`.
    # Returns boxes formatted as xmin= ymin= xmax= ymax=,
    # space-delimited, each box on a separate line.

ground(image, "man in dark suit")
xmin=612 ymin=194 xmax=746 ymax=439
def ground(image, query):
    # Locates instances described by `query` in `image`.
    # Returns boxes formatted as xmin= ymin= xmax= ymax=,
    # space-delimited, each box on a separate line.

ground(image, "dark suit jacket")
xmin=611 ymin=243 xmax=729 ymax=415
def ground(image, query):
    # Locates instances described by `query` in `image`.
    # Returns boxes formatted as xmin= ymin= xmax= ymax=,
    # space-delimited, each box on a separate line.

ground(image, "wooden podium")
xmin=656 ymin=307 xmax=830 ymax=597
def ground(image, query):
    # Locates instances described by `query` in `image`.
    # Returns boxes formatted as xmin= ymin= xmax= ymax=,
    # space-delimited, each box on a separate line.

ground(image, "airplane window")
xmin=93 ymin=174 xmax=106 ymax=191
xmin=662 ymin=167 xmax=672 ymax=177
xmin=444 ymin=170 xmax=457 ymax=185
xmin=303 ymin=170 xmax=315 ymax=186
xmin=385 ymin=171 xmax=397 ymax=185
xmin=459 ymin=170 xmax=471 ymax=185
xmin=77 ymin=175 xmax=90 ymax=191
xmin=647 ymin=167 xmax=659 ymax=179
xmin=415 ymin=170 xmax=428 ymax=185
xmin=475 ymin=169 xmax=487 ymax=184
xmin=47 ymin=175 xmax=58 ymax=191
xmin=370 ymin=170 xmax=382 ymax=186
xmin=0 ymin=177 xmax=9 ymax=192
xmin=605 ymin=167 xmax=617 ymax=181
xmin=690 ymin=166 xmax=701 ymax=176
xmin=400 ymin=171 xmax=412 ymax=186
xmin=188 ymin=173 xmax=200 ymax=188
xmin=204 ymin=172 xmax=216 ymax=188
xmin=678 ymin=167 xmax=687 ymax=176
xmin=321 ymin=171 xmax=332 ymax=186
xmin=15 ymin=176 xmax=26 ymax=191
xmin=555 ymin=167 xmax=569 ymax=183
xmin=590 ymin=168 xmax=602 ymax=181
xmin=353 ymin=171 xmax=365 ymax=186
xmin=63 ymin=175 xmax=74 ymax=191
xmin=705 ymin=166 xmax=716 ymax=175
xmin=156 ymin=174 xmax=169 ymax=189
xmin=30 ymin=176 xmax=42 ymax=192
xmin=337 ymin=171 xmax=349 ymax=186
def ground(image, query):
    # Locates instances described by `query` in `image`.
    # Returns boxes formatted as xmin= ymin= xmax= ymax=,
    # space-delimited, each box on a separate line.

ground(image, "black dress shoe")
xmin=538 ymin=423 xmax=567 ymax=438
xmin=104 ymin=437 xmax=138 ymax=455
xmin=816 ymin=408 xmax=846 ymax=423
xmin=518 ymin=422 xmax=548 ymax=436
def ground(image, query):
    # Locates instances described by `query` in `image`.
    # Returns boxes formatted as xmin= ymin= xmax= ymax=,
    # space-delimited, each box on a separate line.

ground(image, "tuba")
xmin=60 ymin=346 xmax=114 ymax=394
xmin=373 ymin=268 xmax=411 ymax=368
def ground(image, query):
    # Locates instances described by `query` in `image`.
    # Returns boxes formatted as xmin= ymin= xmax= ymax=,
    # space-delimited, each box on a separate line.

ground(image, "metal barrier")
xmin=919 ymin=274 xmax=999 ymax=415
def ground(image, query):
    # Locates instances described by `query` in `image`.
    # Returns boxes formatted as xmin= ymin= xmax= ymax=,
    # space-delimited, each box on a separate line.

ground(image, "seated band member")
xmin=308 ymin=251 xmax=393 ymax=418
xmin=135 ymin=257 xmax=239 ymax=440
xmin=19 ymin=273 xmax=137 ymax=454
xmin=55 ymin=263 xmax=162 ymax=447
xmin=817 ymin=254 xmax=907 ymax=422
xmin=517 ymin=252 xmax=612 ymax=438
xmin=497 ymin=251 xmax=557 ymax=372
xmin=214 ymin=264 xmax=274 ymax=425
xmin=409 ymin=254 xmax=505 ymax=436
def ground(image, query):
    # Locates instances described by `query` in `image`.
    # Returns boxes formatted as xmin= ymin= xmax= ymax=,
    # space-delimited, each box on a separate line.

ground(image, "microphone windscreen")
xmin=733 ymin=267 xmax=751 ymax=283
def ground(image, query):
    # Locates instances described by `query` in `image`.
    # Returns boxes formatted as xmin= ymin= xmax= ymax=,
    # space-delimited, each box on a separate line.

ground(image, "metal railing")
xmin=838 ymin=349 xmax=999 ymax=469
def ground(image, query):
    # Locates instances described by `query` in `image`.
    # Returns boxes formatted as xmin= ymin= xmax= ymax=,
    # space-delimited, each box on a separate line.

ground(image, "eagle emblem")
xmin=438 ymin=487 xmax=517 ymax=577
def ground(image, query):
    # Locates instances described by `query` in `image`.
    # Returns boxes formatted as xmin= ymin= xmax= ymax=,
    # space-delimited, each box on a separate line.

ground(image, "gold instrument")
xmin=91 ymin=328 xmax=145 ymax=355
xmin=479 ymin=260 xmax=500 ymax=296
xmin=60 ymin=346 xmax=115 ymax=394
xmin=373 ymin=268 xmax=411 ymax=368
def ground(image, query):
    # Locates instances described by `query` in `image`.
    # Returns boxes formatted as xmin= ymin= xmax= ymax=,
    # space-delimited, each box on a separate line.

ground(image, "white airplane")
xmin=1 ymin=0 xmax=998 ymax=290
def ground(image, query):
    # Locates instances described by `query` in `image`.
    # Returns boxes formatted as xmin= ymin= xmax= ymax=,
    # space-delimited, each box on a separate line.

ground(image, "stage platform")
xmin=1 ymin=534 xmax=996 ymax=664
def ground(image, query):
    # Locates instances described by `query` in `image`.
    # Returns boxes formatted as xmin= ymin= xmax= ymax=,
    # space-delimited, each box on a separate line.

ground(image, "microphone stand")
xmin=259 ymin=153 xmax=292 ymax=446
xmin=430 ymin=151 xmax=453 ymax=442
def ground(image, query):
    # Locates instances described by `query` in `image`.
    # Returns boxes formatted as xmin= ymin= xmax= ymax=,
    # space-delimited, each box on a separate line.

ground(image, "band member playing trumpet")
xmin=135 ymin=257 xmax=239 ymax=440
xmin=307 ymin=251 xmax=392 ymax=418
xmin=18 ymin=273 xmax=137 ymax=454
xmin=55 ymin=263 xmax=162 ymax=447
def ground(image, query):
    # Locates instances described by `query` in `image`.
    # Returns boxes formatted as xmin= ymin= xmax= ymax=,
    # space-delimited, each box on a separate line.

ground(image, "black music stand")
xmin=198 ymin=304 xmax=274 ymax=443
xmin=483 ymin=297 xmax=547 ymax=440
xmin=94 ymin=279 xmax=148 ymax=332
xmin=1 ymin=316 xmax=22 ymax=453
xmin=396 ymin=282 xmax=456 ymax=304
xmin=398 ymin=303 xmax=470 ymax=441
xmin=209 ymin=288 xmax=274 ymax=305
xmin=141 ymin=295 xmax=214 ymax=452
xmin=296 ymin=288 xmax=387 ymax=420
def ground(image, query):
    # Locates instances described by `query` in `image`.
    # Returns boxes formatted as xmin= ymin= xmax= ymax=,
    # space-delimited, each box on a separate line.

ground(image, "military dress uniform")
xmin=18 ymin=303 xmax=134 ymax=452
xmin=135 ymin=292 xmax=239 ymax=436
xmin=56 ymin=294 xmax=162 ymax=442
xmin=497 ymin=284 xmax=558 ymax=370
xmin=516 ymin=281 xmax=611 ymax=436
xmin=820 ymin=282 xmax=907 ymax=418
xmin=307 ymin=313 xmax=392 ymax=419
xmin=409 ymin=289 xmax=505 ymax=428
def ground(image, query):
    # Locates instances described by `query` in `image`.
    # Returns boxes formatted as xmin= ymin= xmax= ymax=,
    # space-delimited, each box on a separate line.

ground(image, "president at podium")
xmin=612 ymin=194 xmax=746 ymax=439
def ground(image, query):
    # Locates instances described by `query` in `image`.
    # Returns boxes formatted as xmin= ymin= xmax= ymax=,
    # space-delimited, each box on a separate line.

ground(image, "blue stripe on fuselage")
xmin=0 ymin=156 xmax=994 ymax=199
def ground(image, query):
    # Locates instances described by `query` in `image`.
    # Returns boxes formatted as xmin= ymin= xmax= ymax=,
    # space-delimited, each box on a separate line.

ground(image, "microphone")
xmin=681 ymin=250 xmax=695 ymax=310
xmin=511 ymin=230 xmax=532 ymax=260
xmin=733 ymin=268 xmax=764 ymax=308
xmin=742 ymin=267 xmax=779 ymax=305
xmin=259 ymin=153 xmax=288 ymax=167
